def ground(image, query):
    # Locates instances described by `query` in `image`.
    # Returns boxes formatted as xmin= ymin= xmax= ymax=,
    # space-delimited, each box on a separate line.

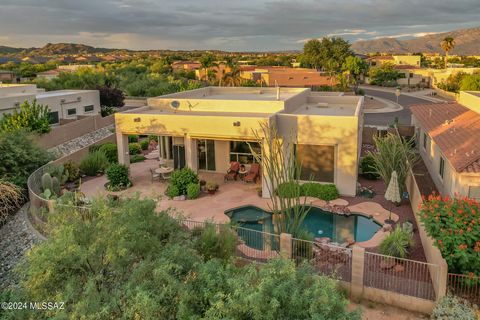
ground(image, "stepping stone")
xmin=328 ymin=198 xmax=349 ymax=206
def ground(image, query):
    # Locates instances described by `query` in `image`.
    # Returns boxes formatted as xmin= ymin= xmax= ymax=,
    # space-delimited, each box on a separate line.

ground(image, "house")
xmin=366 ymin=55 xmax=394 ymax=67
xmin=410 ymin=91 xmax=480 ymax=200
xmin=36 ymin=65 xmax=94 ymax=80
xmin=0 ymin=84 xmax=100 ymax=124
xmin=0 ymin=70 xmax=17 ymax=83
xmin=240 ymin=67 xmax=336 ymax=87
xmin=394 ymin=65 xmax=430 ymax=88
xmin=36 ymin=69 xmax=61 ymax=80
xmin=393 ymin=55 xmax=421 ymax=67
xmin=114 ymin=87 xmax=364 ymax=197
xmin=172 ymin=61 xmax=201 ymax=72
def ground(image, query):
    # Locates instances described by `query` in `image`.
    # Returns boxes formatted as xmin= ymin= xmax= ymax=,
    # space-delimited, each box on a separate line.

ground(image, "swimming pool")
xmin=225 ymin=205 xmax=381 ymax=245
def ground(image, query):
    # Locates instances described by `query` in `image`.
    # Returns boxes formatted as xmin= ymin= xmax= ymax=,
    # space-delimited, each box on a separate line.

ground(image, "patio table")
xmin=155 ymin=167 xmax=174 ymax=174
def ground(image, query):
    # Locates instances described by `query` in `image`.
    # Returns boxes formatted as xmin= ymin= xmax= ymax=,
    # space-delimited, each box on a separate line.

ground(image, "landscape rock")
xmin=173 ymin=195 xmax=186 ymax=201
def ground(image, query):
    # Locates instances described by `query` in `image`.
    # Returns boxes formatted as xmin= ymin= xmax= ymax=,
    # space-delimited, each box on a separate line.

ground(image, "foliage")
xmin=206 ymin=181 xmax=219 ymax=191
xmin=106 ymin=164 xmax=131 ymax=191
xmin=140 ymin=139 xmax=149 ymax=150
xmin=63 ymin=160 xmax=80 ymax=182
xmin=100 ymin=105 xmax=117 ymax=117
xmin=128 ymin=142 xmax=141 ymax=155
xmin=128 ymin=134 xmax=139 ymax=142
xmin=360 ymin=155 xmax=380 ymax=180
xmin=97 ymin=85 xmax=125 ymax=108
xmin=186 ymin=182 xmax=200 ymax=199
xmin=166 ymin=184 xmax=180 ymax=198
xmin=302 ymin=183 xmax=339 ymax=201
xmin=98 ymin=142 xmax=118 ymax=163
xmin=0 ymin=130 xmax=52 ymax=188
xmin=437 ymin=72 xmax=466 ymax=93
xmin=277 ymin=181 xmax=302 ymax=198
xmin=342 ymin=55 xmax=368 ymax=87
xmin=301 ymin=38 xmax=353 ymax=72
xmin=0 ymin=100 xmax=52 ymax=134
xmin=130 ymin=154 xmax=146 ymax=163
xmin=419 ymin=194 xmax=480 ymax=275
xmin=379 ymin=226 xmax=414 ymax=258
xmin=169 ymin=167 xmax=199 ymax=195
xmin=431 ymin=294 xmax=476 ymax=320
xmin=40 ymin=172 xmax=60 ymax=197
xmin=79 ymin=150 xmax=109 ymax=176
xmin=194 ymin=223 xmax=236 ymax=262
xmin=368 ymin=63 xmax=401 ymax=86
xmin=368 ymin=133 xmax=417 ymax=195
xmin=460 ymin=73 xmax=480 ymax=91
xmin=0 ymin=180 xmax=23 ymax=225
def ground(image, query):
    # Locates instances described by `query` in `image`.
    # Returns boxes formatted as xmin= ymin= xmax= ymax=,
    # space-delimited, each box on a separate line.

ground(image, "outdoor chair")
xmin=150 ymin=168 xmax=160 ymax=182
xmin=244 ymin=163 xmax=260 ymax=183
xmin=224 ymin=161 xmax=240 ymax=182
xmin=161 ymin=172 xmax=172 ymax=181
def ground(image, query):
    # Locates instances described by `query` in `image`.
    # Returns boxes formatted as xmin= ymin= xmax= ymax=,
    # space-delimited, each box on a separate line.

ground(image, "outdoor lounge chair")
xmin=244 ymin=163 xmax=260 ymax=183
xmin=224 ymin=161 xmax=240 ymax=181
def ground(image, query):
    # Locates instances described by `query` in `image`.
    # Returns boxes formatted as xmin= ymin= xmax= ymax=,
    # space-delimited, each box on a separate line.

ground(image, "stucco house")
xmin=114 ymin=87 xmax=364 ymax=197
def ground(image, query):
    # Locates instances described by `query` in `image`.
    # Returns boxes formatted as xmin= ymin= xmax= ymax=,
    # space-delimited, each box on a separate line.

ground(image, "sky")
xmin=1 ymin=0 xmax=479 ymax=51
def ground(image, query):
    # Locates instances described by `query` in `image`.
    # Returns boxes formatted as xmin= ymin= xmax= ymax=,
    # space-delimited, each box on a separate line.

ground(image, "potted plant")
xmin=199 ymin=179 xmax=207 ymax=192
xmin=206 ymin=182 xmax=219 ymax=195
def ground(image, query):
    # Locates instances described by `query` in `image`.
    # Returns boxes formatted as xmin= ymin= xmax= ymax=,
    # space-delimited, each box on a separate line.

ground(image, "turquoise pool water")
xmin=225 ymin=205 xmax=381 ymax=247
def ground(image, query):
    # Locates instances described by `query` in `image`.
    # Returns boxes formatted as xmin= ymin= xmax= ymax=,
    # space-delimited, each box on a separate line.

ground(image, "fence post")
xmin=280 ymin=233 xmax=292 ymax=259
xmin=351 ymin=246 xmax=365 ymax=298
xmin=436 ymin=260 xmax=448 ymax=301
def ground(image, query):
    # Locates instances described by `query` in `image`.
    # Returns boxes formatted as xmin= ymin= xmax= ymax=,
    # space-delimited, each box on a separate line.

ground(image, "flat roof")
xmin=293 ymin=103 xmax=357 ymax=116
xmin=35 ymin=90 xmax=96 ymax=99
xmin=138 ymin=107 xmax=272 ymax=118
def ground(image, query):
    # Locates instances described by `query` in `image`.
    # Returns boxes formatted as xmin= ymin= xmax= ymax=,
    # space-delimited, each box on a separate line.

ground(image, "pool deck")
xmin=81 ymin=159 xmax=400 ymax=248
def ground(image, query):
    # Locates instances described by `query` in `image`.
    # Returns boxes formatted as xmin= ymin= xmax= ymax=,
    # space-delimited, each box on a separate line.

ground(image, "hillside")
xmin=24 ymin=43 xmax=116 ymax=55
xmin=0 ymin=46 xmax=23 ymax=55
xmin=351 ymin=26 xmax=480 ymax=55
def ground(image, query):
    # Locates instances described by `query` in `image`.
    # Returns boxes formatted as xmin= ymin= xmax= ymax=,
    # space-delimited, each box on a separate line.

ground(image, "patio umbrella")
xmin=384 ymin=170 xmax=400 ymax=224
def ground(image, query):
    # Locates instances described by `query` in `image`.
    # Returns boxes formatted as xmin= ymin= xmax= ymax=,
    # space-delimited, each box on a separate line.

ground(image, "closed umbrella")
xmin=384 ymin=170 xmax=400 ymax=224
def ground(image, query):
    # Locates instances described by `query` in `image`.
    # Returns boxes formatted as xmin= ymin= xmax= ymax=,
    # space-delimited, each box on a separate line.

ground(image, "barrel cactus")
xmin=41 ymin=173 xmax=53 ymax=192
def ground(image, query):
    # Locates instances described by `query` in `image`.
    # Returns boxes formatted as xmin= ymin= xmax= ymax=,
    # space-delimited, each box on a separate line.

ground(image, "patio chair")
xmin=150 ymin=168 xmax=160 ymax=182
xmin=224 ymin=161 xmax=240 ymax=182
xmin=244 ymin=163 xmax=260 ymax=183
xmin=161 ymin=172 xmax=172 ymax=181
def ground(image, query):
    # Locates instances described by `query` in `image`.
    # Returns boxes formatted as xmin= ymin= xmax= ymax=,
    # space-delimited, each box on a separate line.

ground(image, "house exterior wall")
xmin=393 ymin=55 xmax=421 ymax=67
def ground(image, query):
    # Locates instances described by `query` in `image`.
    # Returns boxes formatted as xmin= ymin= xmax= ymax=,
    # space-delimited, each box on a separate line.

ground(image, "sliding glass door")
xmin=197 ymin=139 xmax=216 ymax=171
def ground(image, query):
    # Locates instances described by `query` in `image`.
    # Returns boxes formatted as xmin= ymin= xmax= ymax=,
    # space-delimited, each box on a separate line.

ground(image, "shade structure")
xmin=385 ymin=170 xmax=401 ymax=203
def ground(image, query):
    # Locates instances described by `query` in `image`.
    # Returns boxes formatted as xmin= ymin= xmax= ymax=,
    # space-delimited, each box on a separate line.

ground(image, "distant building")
xmin=172 ymin=61 xmax=201 ymax=72
xmin=36 ymin=65 xmax=94 ymax=80
xmin=393 ymin=55 xmax=421 ymax=67
xmin=0 ymin=70 xmax=17 ymax=83
xmin=240 ymin=67 xmax=336 ymax=87
xmin=0 ymin=84 xmax=100 ymax=124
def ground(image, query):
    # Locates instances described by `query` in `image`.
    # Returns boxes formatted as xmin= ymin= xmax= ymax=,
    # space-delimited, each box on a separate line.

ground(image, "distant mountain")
xmin=351 ymin=26 xmax=480 ymax=55
xmin=0 ymin=46 xmax=24 ymax=55
xmin=24 ymin=43 xmax=117 ymax=55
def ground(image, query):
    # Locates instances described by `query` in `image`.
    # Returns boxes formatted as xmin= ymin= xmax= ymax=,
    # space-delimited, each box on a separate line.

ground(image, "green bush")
xmin=148 ymin=135 xmax=158 ymax=142
xmin=106 ymin=164 xmax=131 ymax=191
xmin=166 ymin=185 xmax=180 ymax=198
xmin=130 ymin=154 xmax=146 ymax=163
xmin=79 ymin=150 xmax=109 ymax=176
xmin=140 ymin=139 xmax=149 ymax=150
xmin=379 ymin=227 xmax=414 ymax=259
xmin=431 ymin=295 xmax=477 ymax=320
xmin=169 ymin=167 xmax=199 ymax=195
xmin=276 ymin=182 xmax=302 ymax=198
xmin=302 ymin=183 xmax=339 ymax=201
xmin=88 ymin=144 xmax=102 ymax=153
xmin=99 ymin=143 xmax=118 ymax=163
xmin=63 ymin=161 xmax=80 ymax=182
xmin=0 ymin=100 xmax=52 ymax=134
xmin=360 ymin=155 xmax=380 ymax=180
xmin=195 ymin=223 xmax=236 ymax=262
xmin=128 ymin=142 xmax=141 ymax=155
xmin=186 ymin=183 xmax=200 ymax=199
xmin=128 ymin=135 xmax=139 ymax=143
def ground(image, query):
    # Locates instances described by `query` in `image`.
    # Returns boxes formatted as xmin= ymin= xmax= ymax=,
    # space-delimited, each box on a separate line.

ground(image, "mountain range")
xmin=351 ymin=26 xmax=480 ymax=55
xmin=0 ymin=43 xmax=117 ymax=56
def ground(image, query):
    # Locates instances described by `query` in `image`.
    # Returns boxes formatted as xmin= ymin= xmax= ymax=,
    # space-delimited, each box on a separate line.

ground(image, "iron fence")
xmin=448 ymin=273 xmax=480 ymax=305
xmin=364 ymin=251 xmax=438 ymax=300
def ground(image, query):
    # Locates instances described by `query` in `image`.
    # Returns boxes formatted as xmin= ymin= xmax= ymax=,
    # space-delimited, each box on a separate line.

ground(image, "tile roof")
xmin=411 ymin=102 xmax=480 ymax=173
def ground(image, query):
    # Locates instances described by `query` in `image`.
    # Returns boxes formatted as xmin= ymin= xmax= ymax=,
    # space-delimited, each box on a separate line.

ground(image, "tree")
xmin=200 ymin=53 xmax=218 ymax=82
xmin=222 ymin=64 xmax=243 ymax=87
xmin=96 ymin=85 xmax=125 ymax=108
xmin=460 ymin=73 xmax=480 ymax=91
xmin=440 ymin=37 xmax=455 ymax=68
xmin=0 ymin=100 xmax=52 ymax=134
xmin=367 ymin=63 xmax=401 ymax=86
xmin=301 ymin=37 xmax=353 ymax=72
xmin=437 ymin=72 xmax=466 ymax=93
xmin=342 ymin=55 xmax=368 ymax=89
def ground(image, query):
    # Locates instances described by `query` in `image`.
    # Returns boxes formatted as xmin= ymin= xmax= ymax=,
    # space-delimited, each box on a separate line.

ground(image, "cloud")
xmin=0 ymin=0 xmax=478 ymax=50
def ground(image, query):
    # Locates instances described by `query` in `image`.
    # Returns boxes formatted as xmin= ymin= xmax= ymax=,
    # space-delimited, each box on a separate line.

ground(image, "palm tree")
xmin=200 ymin=54 xmax=218 ymax=82
xmin=222 ymin=64 xmax=243 ymax=87
xmin=440 ymin=37 xmax=455 ymax=69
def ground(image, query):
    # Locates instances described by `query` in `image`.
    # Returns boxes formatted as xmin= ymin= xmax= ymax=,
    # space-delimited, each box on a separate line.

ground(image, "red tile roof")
xmin=411 ymin=103 xmax=480 ymax=173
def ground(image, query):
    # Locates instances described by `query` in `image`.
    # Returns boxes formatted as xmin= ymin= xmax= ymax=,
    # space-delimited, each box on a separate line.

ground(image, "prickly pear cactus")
xmin=51 ymin=177 xmax=61 ymax=195
xmin=41 ymin=173 xmax=53 ymax=192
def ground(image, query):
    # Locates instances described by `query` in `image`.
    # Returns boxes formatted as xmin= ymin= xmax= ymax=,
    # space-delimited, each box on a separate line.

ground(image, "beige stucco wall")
xmin=37 ymin=91 xmax=100 ymax=120
xmin=458 ymin=91 xmax=480 ymax=114
xmin=393 ymin=55 xmax=421 ymax=66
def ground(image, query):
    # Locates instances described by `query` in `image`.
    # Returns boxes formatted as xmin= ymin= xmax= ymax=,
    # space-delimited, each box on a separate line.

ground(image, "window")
xmin=409 ymin=73 xmax=414 ymax=78
xmin=48 ymin=111 xmax=59 ymax=124
xmin=67 ymin=108 xmax=76 ymax=116
xmin=230 ymin=141 xmax=260 ymax=164
xmin=439 ymin=157 xmax=445 ymax=179
xmin=197 ymin=139 xmax=215 ymax=171
xmin=468 ymin=186 xmax=480 ymax=200
xmin=296 ymin=144 xmax=335 ymax=183
xmin=84 ymin=105 xmax=94 ymax=112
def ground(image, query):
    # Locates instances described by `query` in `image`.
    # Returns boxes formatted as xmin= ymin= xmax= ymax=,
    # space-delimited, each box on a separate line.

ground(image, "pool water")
xmin=226 ymin=205 xmax=381 ymax=247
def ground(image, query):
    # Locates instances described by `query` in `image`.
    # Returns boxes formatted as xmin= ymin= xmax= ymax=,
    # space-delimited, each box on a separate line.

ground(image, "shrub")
xmin=360 ymin=155 xmax=380 ymax=180
xmin=148 ymin=135 xmax=158 ymax=142
xmin=195 ymin=223 xmax=236 ymax=262
xmin=169 ymin=167 xmax=199 ymax=195
xmin=130 ymin=154 xmax=146 ymax=163
xmin=63 ymin=161 xmax=80 ymax=182
xmin=302 ymin=183 xmax=339 ymax=201
xmin=357 ymin=88 xmax=365 ymax=96
xmin=0 ymin=180 xmax=23 ymax=225
xmin=128 ymin=142 xmax=141 ymax=155
xmin=166 ymin=185 xmax=180 ymax=198
xmin=128 ymin=135 xmax=139 ymax=143
xmin=99 ymin=143 xmax=118 ymax=163
xmin=140 ymin=139 xmax=149 ymax=150
xmin=106 ymin=164 xmax=131 ymax=191
xmin=186 ymin=183 xmax=200 ymax=199
xmin=88 ymin=144 xmax=102 ymax=153
xmin=420 ymin=195 xmax=480 ymax=275
xmin=379 ymin=226 xmax=414 ymax=259
xmin=431 ymin=294 xmax=477 ymax=320
xmin=79 ymin=151 xmax=109 ymax=176
xmin=276 ymin=181 xmax=302 ymax=198
xmin=0 ymin=100 xmax=52 ymax=134
xmin=206 ymin=181 xmax=219 ymax=192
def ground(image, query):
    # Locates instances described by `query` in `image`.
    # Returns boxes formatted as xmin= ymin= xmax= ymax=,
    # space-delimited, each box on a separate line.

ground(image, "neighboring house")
xmin=115 ymin=87 xmax=364 ymax=197
xmin=411 ymin=91 xmax=480 ymax=200
xmin=36 ymin=65 xmax=94 ymax=80
xmin=393 ymin=55 xmax=421 ymax=67
xmin=366 ymin=55 xmax=394 ymax=67
xmin=0 ymin=84 xmax=100 ymax=124
xmin=172 ymin=61 xmax=201 ymax=72
xmin=240 ymin=67 xmax=336 ymax=87
xmin=394 ymin=65 xmax=430 ymax=87
xmin=0 ymin=70 xmax=17 ymax=83
xmin=36 ymin=69 xmax=61 ymax=80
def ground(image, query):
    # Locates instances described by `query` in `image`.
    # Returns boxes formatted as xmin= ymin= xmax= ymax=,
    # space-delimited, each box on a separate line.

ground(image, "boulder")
xmin=173 ymin=195 xmax=186 ymax=201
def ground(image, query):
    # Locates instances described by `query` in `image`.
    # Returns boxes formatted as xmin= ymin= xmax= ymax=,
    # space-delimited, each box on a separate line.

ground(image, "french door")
xmin=197 ymin=139 xmax=216 ymax=171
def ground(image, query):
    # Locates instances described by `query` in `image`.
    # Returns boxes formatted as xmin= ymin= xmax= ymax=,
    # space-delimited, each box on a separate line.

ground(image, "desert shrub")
xmin=130 ymin=154 xmax=146 ymax=163
xmin=99 ymin=143 xmax=118 ymax=163
xmin=302 ymin=183 xmax=339 ymax=201
xmin=0 ymin=100 xmax=52 ymax=134
xmin=186 ymin=183 xmax=200 ymax=199
xmin=420 ymin=194 xmax=480 ymax=275
xmin=63 ymin=161 xmax=80 ymax=182
xmin=360 ymin=155 xmax=380 ymax=180
xmin=0 ymin=130 xmax=52 ymax=188
xmin=148 ymin=135 xmax=158 ymax=142
xmin=128 ymin=142 xmax=141 ymax=155
xmin=169 ymin=167 xmax=199 ymax=195
xmin=276 ymin=181 xmax=302 ymax=198
xmin=194 ymin=223 xmax=236 ymax=262
xmin=79 ymin=150 xmax=109 ymax=176
xmin=357 ymin=88 xmax=365 ymax=96
xmin=431 ymin=294 xmax=477 ymax=320
xmin=166 ymin=185 xmax=180 ymax=198
xmin=106 ymin=164 xmax=131 ymax=191
xmin=88 ymin=144 xmax=102 ymax=153
xmin=0 ymin=180 xmax=24 ymax=225
xmin=379 ymin=226 xmax=414 ymax=258
xmin=128 ymin=134 xmax=139 ymax=143
xmin=140 ymin=139 xmax=149 ymax=150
